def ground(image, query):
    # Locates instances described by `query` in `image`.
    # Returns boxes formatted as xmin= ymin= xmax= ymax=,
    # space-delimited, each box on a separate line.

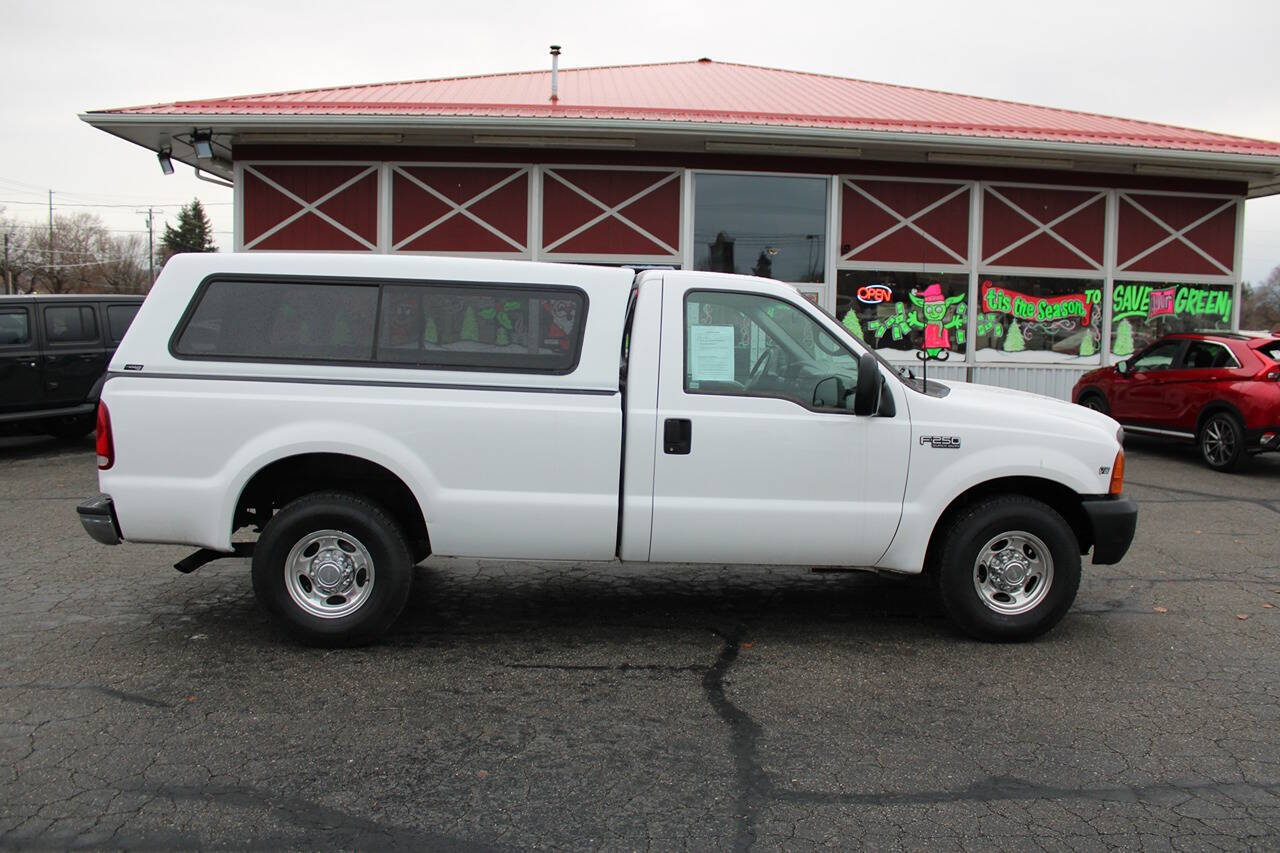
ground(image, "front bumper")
xmin=77 ymin=495 xmax=121 ymax=546
xmin=1081 ymin=495 xmax=1138 ymax=565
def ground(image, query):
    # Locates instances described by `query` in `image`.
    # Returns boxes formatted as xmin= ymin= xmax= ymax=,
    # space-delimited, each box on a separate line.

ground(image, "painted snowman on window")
xmin=909 ymin=283 xmax=964 ymax=360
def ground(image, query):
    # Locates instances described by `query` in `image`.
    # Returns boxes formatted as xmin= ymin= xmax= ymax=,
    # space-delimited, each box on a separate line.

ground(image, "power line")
xmin=0 ymin=198 xmax=232 ymax=209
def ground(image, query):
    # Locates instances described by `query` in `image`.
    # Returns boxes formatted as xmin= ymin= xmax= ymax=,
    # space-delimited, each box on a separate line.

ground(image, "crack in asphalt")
xmin=1128 ymin=479 xmax=1280 ymax=515
xmin=775 ymin=776 xmax=1280 ymax=807
xmin=0 ymin=683 xmax=173 ymax=709
xmin=701 ymin=625 xmax=771 ymax=853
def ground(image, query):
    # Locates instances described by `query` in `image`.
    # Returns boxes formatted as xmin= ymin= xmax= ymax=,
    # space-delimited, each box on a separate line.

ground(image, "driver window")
xmin=684 ymin=290 xmax=858 ymax=408
xmin=1132 ymin=340 xmax=1182 ymax=372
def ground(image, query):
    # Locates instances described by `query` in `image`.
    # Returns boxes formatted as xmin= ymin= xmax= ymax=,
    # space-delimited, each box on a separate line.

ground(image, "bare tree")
xmin=96 ymin=233 xmax=150 ymax=294
xmin=2 ymin=212 xmax=151 ymax=294
xmin=1241 ymin=265 xmax=1280 ymax=331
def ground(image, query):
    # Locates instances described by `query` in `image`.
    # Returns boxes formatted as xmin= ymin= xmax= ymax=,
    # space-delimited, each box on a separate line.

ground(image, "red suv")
xmin=1072 ymin=331 xmax=1280 ymax=471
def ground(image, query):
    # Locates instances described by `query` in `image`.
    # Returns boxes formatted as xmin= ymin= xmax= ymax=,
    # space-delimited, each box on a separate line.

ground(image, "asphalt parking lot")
xmin=1 ymin=436 xmax=1278 ymax=851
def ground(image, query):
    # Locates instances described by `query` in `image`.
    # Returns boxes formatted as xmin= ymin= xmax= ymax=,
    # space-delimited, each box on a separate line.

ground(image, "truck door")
xmin=39 ymin=303 xmax=106 ymax=408
xmin=647 ymin=281 xmax=910 ymax=567
xmin=0 ymin=305 xmax=42 ymax=416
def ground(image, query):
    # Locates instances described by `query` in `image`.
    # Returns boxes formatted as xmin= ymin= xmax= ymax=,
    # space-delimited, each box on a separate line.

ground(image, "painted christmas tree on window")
xmin=1003 ymin=320 xmax=1026 ymax=353
xmin=1113 ymin=319 xmax=1134 ymax=357
xmin=841 ymin=310 xmax=865 ymax=340
xmin=1079 ymin=331 xmax=1096 ymax=357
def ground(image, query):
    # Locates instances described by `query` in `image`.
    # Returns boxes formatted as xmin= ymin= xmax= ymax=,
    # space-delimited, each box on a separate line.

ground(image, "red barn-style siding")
xmin=391 ymin=165 xmax=529 ymax=254
xmin=981 ymin=185 xmax=1106 ymax=271
xmin=840 ymin=179 xmax=971 ymax=266
xmin=540 ymin=168 xmax=681 ymax=259
xmin=242 ymin=164 xmax=378 ymax=251
xmin=1117 ymin=192 xmax=1238 ymax=277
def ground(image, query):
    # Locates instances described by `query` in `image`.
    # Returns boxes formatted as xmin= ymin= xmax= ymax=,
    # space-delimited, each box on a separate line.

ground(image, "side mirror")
xmin=853 ymin=352 xmax=882 ymax=416
xmin=812 ymin=375 xmax=849 ymax=409
xmin=1115 ymin=360 xmax=1130 ymax=376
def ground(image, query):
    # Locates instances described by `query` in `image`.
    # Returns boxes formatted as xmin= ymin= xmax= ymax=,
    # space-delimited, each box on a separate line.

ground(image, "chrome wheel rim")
xmin=1082 ymin=397 xmax=1105 ymax=412
xmin=1202 ymin=418 xmax=1235 ymax=466
xmin=973 ymin=530 xmax=1054 ymax=615
xmin=283 ymin=529 xmax=375 ymax=619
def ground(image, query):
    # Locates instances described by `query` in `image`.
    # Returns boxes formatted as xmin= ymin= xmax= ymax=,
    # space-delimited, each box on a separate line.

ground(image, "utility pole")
xmin=138 ymin=207 xmax=156 ymax=284
xmin=47 ymin=190 xmax=54 ymax=273
xmin=3 ymin=232 xmax=10 ymax=295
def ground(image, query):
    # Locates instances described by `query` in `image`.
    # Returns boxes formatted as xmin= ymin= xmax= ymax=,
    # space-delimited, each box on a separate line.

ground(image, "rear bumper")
xmin=77 ymin=495 xmax=121 ymax=546
xmin=1244 ymin=426 xmax=1280 ymax=453
xmin=1081 ymin=495 xmax=1138 ymax=565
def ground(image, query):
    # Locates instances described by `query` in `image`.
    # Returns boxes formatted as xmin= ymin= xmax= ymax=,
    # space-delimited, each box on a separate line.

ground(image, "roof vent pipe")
xmin=550 ymin=45 xmax=561 ymax=102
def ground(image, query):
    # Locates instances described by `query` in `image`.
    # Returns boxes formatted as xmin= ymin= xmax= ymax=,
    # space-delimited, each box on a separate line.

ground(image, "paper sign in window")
xmin=689 ymin=325 xmax=735 ymax=382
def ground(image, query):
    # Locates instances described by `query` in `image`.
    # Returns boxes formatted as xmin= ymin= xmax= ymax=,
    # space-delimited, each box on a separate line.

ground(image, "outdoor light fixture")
xmin=926 ymin=151 xmax=1074 ymax=170
xmin=157 ymin=148 xmax=174 ymax=175
xmin=705 ymin=141 xmax=862 ymax=158
xmin=473 ymin=134 xmax=636 ymax=149
xmin=192 ymin=130 xmax=214 ymax=160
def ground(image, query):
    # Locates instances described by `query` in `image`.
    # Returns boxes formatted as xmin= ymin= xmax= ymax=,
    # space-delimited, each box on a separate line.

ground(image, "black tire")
xmin=1078 ymin=391 xmax=1109 ymax=416
xmin=936 ymin=495 xmax=1082 ymax=642
xmin=252 ymin=491 xmax=414 ymax=647
xmin=1197 ymin=411 xmax=1246 ymax=472
xmin=45 ymin=414 xmax=96 ymax=440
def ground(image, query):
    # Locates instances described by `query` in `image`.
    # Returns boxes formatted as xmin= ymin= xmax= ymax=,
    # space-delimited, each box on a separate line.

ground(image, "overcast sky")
xmin=2 ymin=0 xmax=1278 ymax=283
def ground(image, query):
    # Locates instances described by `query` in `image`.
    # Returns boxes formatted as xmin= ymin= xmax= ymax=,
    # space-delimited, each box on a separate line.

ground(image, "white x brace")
xmin=243 ymin=165 xmax=378 ymax=251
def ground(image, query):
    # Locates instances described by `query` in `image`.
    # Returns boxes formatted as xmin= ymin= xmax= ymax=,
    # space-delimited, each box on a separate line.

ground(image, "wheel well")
xmin=234 ymin=453 xmax=430 ymax=560
xmin=1077 ymin=386 xmax=1105 ymax=403
xmin=1195 ymin=401 xmax=1244 ymax=434
xmin=921 ymin=477 xmax=1091 ymax=574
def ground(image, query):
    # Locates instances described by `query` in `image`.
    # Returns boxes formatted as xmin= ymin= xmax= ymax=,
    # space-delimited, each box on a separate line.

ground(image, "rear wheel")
xmin=936 ymin=496 xmax=1081 ymax=642
xmin=252 ymin=491 xmax=414 ymax=646
xmin=1198 ymin=411 xmax=1246 ymax=472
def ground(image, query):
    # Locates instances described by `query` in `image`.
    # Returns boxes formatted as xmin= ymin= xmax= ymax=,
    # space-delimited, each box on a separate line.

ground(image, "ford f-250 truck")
xmin=77 ymin=253 xmax=1137 ymax=646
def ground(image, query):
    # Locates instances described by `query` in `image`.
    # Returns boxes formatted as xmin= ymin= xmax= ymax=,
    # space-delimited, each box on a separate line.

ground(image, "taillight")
xmin=1108 ymin=449 xmax=1125 ymax=495
xmin=96 ymin=402 xmax=114 ymax=470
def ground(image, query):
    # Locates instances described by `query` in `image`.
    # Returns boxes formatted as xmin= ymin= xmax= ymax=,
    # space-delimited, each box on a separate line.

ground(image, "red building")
xmin=83 ymin=57 xmax=1280 ymax=397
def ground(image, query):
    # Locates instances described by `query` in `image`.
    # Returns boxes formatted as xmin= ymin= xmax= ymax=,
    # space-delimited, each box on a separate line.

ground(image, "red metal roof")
xmin=97 ymin=60 xmax=1280 ymax=158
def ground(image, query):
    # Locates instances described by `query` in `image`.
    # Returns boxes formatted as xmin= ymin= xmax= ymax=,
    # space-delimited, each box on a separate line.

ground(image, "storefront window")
xmin=974 ymin=275 xmax=1102 ymax=363
xmin=694 ymin=174 xmax=827 ymax=283
xmin=835 ymin=270 xmax=968 ymax=359
xmin=1110 ymin=282 xmax=1234 ymax=356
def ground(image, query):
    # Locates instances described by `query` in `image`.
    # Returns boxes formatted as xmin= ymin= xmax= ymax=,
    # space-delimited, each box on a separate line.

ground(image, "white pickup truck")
xmin=78 ymin=253 xmax=1136 ymax=646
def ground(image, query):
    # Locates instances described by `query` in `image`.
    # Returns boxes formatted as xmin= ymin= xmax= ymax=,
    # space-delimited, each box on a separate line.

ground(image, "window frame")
xmin=106 ymin=303 xmax=140 ymax=344
xmin=0 ymin=307 xmax=33 ymax=347
xmin=1129 ymin=338 xmax=1187 ymax=372
xmin=1178 ymin=339 xmax=1240 ymax=370
xmin=42 ymin=304 xmax=100 ymax=346
xmin=681 ymin=288 xmax=861 ymax=415
xmin=169 ymin=273 xmax=590 ymax=375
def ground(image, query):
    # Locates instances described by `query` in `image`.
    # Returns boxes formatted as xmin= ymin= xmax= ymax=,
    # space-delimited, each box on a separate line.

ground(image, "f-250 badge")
xmin=920 ymin=435 xmax=961 ymax=449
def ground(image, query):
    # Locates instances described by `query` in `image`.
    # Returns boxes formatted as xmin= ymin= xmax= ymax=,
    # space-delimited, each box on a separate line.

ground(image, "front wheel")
xmin=936 ymin=496 xmax=1081 ymax=642
xmin=252 ymin=491 xmax=414 ymax=646
xmin=1078 ymin=392 xmax=1109 ymax=415
xmin=1198 ymin=411 xmax=1246 ymax=472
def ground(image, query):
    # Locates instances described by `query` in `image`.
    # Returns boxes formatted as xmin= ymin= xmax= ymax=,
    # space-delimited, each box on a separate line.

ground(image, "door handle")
xmin=663 ymin=418 xmax=692 ymax=455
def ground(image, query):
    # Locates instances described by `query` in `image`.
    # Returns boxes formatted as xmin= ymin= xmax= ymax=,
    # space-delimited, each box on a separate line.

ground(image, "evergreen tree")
xmin=1003 ymin=321 xmax=1026 ymax=352
xmin=841 ymin=309 xmax=865 ymax=340
xmin=1079 ymin=331 xmax=1096 ymax=357
xmin=158 ymin=199 xmax=218 ymax=265
xmin=1113 ymin=319 xmax=1134 ymax=356
xmin=460 ymin=305 xmax=479 ymax=342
